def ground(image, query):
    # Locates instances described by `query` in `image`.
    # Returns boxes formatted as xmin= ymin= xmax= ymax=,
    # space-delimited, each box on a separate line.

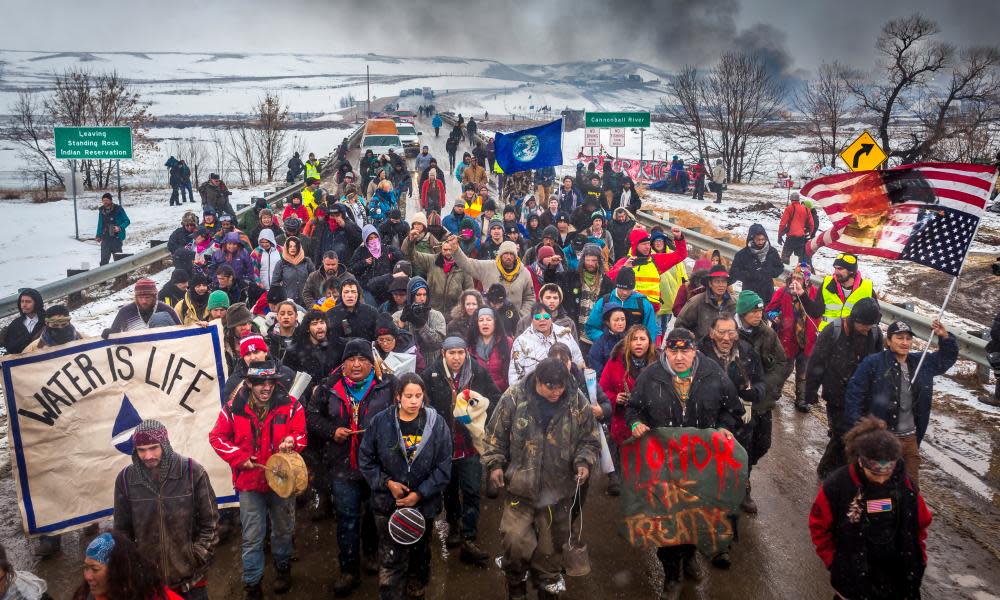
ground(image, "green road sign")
xmin=54 ymin=127 xmax=133 ymax=160
xmin=585 ymin=112 xmax=650 ymax=128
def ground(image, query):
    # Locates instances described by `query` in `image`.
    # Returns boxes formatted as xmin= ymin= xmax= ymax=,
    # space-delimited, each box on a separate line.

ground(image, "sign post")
xmin=584 ymin=128 xmax=600 ymax=155
xmin=839 ymin=131 xmax=887 ymax=172
xmin=53 ymin=126 xmax=133 ymax=240
xmin=610 ymin=127 xmax=625 ymax=161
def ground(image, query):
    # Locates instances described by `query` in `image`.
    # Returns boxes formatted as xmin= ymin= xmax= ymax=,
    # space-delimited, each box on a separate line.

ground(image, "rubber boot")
xmin=273 ymin=564 xmax=292 ymax=594
xmin=243 ymin=582 xmax=263 ymax=600
xmin=446 ymin=524 xmax=462 ymax=548
xmin=460 ymin=539 xmax=489 ymax=566
xmin=740 ymin=481 xmax=758 ymax=515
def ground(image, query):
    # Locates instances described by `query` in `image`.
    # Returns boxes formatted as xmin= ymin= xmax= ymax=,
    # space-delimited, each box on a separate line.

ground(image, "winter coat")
xmin=765 ymin=284 xmax=824 ymax=359
xmin=737 ymin=320 xmax=788 ymax=413
xmin=451 ymin=245 xmax=536 ymax=318
xmin=809 ymin=462 xmax=931 ymax=600
xmin=585 ymin=290 xmax=657 ymax=344
xmin=462 ymin=164 xmax=488 ymax=188
xmin=402 ymin=238 xmax=474 ymax=316
xmin=778 ymin=201 xmax=815 ymax=239
xmin=1 ymin=288 xmax=44 ymax=354
xmin=168 ymin=226 xmax=194 ymax=254
xmin=109 ymin=302 xmax=181 ymax=333
xmin=549 ymin=269 xmax=614 ymax=335
xmin=327 ymin=303 xmax=380 ymax=364
xmin=414 ymin=152 xmax=434 ymax=174
xmin=113 ymin=451 xmax=219 ymax=590
xmin=509 ymin=324 xmax=584 ymax=382
xmin=626 ymin=352 xmax=744 ymax=432
xmin=599 ymin=343 xmax=648 ymax=445
xmin=198 ymin=181 xmax=235 ymax=218
xmin=282 ymin=203 xmax=310 ymax=224
xmin=366 ymin=189 xmax=398 ymax=225
xmin=608 ymin=213 xmax=636 ymax=262
xmin=301 ymin=264 xmax=347 ymax=310
xmin=844 ymin=335 xmax=958 ymax=443
xmin=312 ymin=206 xmax=363 ymax=267
xmin=208 ymin=384 xmax=307 ymax=493
xmin=422 ymin=355 xmax=502 ymax=458
xmin=349 ymin=225 xmax=404 ymax=291
xmin=557 ymin=187 xmax=582 ymax=214
xmin=359 ymin=405 xmax=453 ymax=519
xmin=271 ymin=249 xmax=315 ymax=306
xmin=377 ymin=219 xmax=410 ymax=249
xmin=482 ymin=371 xmax=600 ymax=507
xmin=729 ymin=224 xmax=785 ymax=303
xmin=699 ymin=336 xmax=767 ymax=417
xmin=282 ymin=338 xmax=339 ymax=390
xmin=607 ymin=230 xmax=689 ymax=310
xmin=675 ymin=290 xmax=737 ymax=339
xmin=96 ymin=203 xmax=130 ymax=241
xmin=432 ymin=114 xmax=443 ymax=128
xmin=420 ymin=178 xmax=447 ymax=212
xmin=177 ymin=290 xmax=210 ymax=325
xmin=587 ymin=330 xmax=622 ymax=375
xmin=470 ymin=335 xmax=513 ymax=392
xmin=307 ymin=368 xmax=395 ymax=480
xmin=210 ymin=234 xmax=255 ymax=283
xmin=250 ymin=230 xmax=282 ymax=290
xmin=805 ymin=319 xmax=885 ymax=424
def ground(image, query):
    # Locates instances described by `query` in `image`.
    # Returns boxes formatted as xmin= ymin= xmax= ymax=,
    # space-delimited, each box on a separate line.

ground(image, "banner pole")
xmin=909 ymin=166 xmax=996 ymax=383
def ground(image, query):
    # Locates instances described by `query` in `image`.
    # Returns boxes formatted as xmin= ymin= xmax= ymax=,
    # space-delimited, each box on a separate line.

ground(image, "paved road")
xmin=18 ymin=116 xmax=1000 ymax=599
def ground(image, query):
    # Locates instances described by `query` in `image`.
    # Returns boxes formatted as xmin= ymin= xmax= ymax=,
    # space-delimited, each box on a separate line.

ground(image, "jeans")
xmin=239 ymin=490 xmax=295 ymax=585
xmin=781 ymin=236 xmax=808 ymax=265
xmin=444 ymin=455 xmax=482 ymax=540
xmin=783 ymin=352 xmax=808 ymax=403
xmin=693 ymin=178 xmax=705 ymax=200
xmin=331 ymin=477 xmax=378 ymax=572
xmin=817 ymin=401 xmax=847 ymax=480
xmin=100 ymin=236 xmax=122 ymax=266
xmin=376 ymin=515 xmax=431 ymax=600
xmin=181 ymin=182 xmax=194 ymax=202
xmin=170 ymin=185 xmax=181 ymax=205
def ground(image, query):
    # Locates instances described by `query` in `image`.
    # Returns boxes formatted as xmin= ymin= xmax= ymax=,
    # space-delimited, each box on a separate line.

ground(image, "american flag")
xmin=866 ymin=498 xmax=893 ymax=513
xmin=802 ymin=163 xmax=995 ymax=276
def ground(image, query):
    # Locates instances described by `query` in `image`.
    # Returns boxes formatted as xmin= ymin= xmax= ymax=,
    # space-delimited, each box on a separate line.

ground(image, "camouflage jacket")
xmin=483 ymin=372 xmax=600 ymax=507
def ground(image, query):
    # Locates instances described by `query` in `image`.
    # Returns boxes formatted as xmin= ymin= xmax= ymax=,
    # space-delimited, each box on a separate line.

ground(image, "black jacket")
xmin=378 ymin=220 xmax=410 ymax=250
xmin=421 ymin=356 xmax=501 ymax=443
xmin=282 ymin=338 xmax=338 ymax=397
xmin=626 ymin=352 xmax=744 ymax=432
xmin=1 ymin=288 xmax=44 ymax=354
xmin=729 ymin=224 xmax=785 ymax=303
xmin=547 ymin=268 xmax=615 ymax=326
xmin=698 ymin=336 xmax=767 ymax=410
xmin=327 ymin=304 xmax=379 ymax=365
xmin=348 ymin=243 xmax=404 ymax=292
xmin=359 ymin=406 xmax=453 ymax=519
xmin=307 ymin=368 xmax=395 ymax=480
xmin=168 ymin=226 xmax=194 ymax=254
xmin=311 ymin=214 xmax=363 ymax=266
xmin=805 ymin=319 xmax=885 ymax=422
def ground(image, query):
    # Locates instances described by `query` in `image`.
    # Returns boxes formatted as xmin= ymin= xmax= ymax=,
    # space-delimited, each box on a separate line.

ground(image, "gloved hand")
xmin=777 ymin=235 xmax=785 ymax=245
xmin=741 ymin=400 xmax=753 ymax=424
xmin=402 ymin=303 xmax=430 ymax=329
xmin=101 ymin=328 xmax=112 ymax=340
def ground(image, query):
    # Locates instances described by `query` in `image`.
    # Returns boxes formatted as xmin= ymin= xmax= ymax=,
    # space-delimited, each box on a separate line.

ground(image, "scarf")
xmin=476 ymin=336 xmax=495 ymax=361
xmin=495 ymin=255 xmax=522 ymax=282
xmin=345 ymin=370 xmax=375 ymax=405
xmin=628 ymin=355 xmax=648 ymax=373
xmin=367 ymin=236 xmax=382 ymax=259
xmin=41 ymin=325 xmax=78 ymax=347
xmin=750 ymin=241 xmax=771 ymax=262
xmin=441 ymin=257 xmax=456 ymax=273
xmin=581 ymin=270 xmax=598 ymax=288
xmin=282 ymin=245 xmax=305 ymax=265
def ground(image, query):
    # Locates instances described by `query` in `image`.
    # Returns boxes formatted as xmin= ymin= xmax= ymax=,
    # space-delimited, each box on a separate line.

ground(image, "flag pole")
xmin=909 ymin=166 xmax=998 ymax=383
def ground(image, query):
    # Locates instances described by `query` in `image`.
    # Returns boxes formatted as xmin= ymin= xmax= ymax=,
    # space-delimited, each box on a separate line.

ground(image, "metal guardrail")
xmin=0 ymin=123 xmax=367 ymax=321
xmin=636 ymin=210 xmax=991 ymax=369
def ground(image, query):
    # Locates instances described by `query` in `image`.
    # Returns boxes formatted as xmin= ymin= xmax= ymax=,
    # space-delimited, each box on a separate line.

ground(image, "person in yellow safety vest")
xmin=301 ymin=178 xmax=322 ymax=220
xmin=462 ymin=184 xmax=483 ymax=219
xmin=607 ymin=226 xmax=688 ymax=313
xmin=818 ymin=252 xmax=874 ymax=331
xmin=304 ymin=153 xmax=321 ymax=181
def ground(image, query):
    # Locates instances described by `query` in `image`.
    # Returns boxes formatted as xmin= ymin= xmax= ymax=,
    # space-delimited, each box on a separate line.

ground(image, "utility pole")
xmin=366 ymin=65 xmax=371 ymax=118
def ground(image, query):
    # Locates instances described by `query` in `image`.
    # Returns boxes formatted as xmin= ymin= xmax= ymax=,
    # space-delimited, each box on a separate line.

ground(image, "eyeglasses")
xmin=541 ymin=382 xmax=565 ymax=391
xmin=533 ymin=313 xmax=551 ymax=321
xmin=714 ymin=330 xmax=738 ymax=338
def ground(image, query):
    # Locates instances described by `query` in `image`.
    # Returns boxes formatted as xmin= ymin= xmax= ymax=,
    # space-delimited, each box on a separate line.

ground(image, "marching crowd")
xmin=0 ymin=120 xmax=982 ymax=600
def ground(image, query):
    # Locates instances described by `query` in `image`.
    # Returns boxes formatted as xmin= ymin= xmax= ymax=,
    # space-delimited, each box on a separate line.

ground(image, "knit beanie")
xmin=833 ymin=253 xmax=859 ymax=274
xmin=226 ymin=302 xmax=253 ymax=328
xmin=615 ymin=267 xmax=636 ymax=289
xmin=735 ymin=290 xmax=764 ymax=315
xmin=240 ymin=334 xmax=268 ymax=358
xmin=266 ymin=285 xmax=288 ymax=305
xmin=134 ymin=278 xmax=157 ymax=297
xmin=498 ymin=241 xmax=518 ymax=258
xmin=537 ymin=246 xmax=556 ymax=262
xmin=342 ymin=337 xmax=374 ymax=363
xmin=207 ymin=290 xmax=230 ymax=311
xmin=169 ymin=269 xmax=189 ymax=285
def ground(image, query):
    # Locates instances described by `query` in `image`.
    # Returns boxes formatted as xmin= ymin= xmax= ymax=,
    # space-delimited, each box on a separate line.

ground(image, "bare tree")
xmin=702 ymin=52 xmax=786 ymax=183
xmin=657 ymin=66 xmax=710 ymax=163
xmin=253 ymin=92 xmax=290 ymax=182
xmin=226 ymin=120 xmax=260 ymax=186
xmin=86 ymin=71 xmax=155 ymax=188
xmin=845 ymin=14 xmax=1000 ymax=163
xmin=4 ymin=91 xmax=64 ymax=187
xmin=794 ymin=62 xmax=852 ymax=168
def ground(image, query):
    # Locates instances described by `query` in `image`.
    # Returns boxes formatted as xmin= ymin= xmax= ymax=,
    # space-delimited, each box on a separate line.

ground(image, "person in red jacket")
xmin=777 ymin=192 xmax=815 ymax=265
xmin=765 ymin=265 xmax=825 ymax=411
xmin=809 ymin=416 xmax=931 ymax=600
xmin=420 ymin=169 xmax=447 ymax=216
xmin=282 ymin=192 xmax=310 ymax=224
xmin=607 ymin=226 xmax=688 ymax=313
xmin=209 ymin=360 xmax=306 ymax=599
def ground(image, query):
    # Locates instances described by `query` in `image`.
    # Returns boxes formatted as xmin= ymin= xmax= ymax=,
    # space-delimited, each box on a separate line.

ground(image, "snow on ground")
xmin=0 ymin=184 xmax=269 ymax=297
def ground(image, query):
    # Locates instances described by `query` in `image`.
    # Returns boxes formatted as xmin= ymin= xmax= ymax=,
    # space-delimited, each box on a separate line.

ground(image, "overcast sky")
xmin=3 ymin=0 xmax=999 ymax=75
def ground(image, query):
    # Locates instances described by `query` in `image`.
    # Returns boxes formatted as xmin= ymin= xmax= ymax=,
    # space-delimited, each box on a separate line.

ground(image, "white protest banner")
xmin=1 ymin=323 xmax=233 ymax=536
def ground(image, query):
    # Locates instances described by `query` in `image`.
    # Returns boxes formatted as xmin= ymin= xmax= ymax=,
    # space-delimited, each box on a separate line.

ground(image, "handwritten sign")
xmin=619 ymin=427 xmax=748 ymax=554
xmin=579 ymin=154 xmax=672 ymax=184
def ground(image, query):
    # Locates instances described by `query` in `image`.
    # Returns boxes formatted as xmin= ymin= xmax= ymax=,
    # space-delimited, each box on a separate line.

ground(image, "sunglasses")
xmin=533 ymin=313 xmax=551 ymax=321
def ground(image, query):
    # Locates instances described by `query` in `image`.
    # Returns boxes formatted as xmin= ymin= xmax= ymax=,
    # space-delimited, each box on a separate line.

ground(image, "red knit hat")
xmin=239 ymin=334 xmax=268 ymax=358
xmin=134 ymin=278 xmax=157 ymax=297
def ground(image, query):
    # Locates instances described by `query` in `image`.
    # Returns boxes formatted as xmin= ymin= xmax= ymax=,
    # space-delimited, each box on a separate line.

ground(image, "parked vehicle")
xmin=361 ymin=119 xmax=404 ymax=157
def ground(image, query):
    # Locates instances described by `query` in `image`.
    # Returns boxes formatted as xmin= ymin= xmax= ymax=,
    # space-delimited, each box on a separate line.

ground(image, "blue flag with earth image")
xmin=494 ymin=118 xmax=563 ymax=174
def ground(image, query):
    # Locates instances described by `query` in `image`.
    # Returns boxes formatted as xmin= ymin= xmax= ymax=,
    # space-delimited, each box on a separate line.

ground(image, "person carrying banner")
xmin=208 ymin=360 xmax=306 ymax=599
xmin=818 ymin=253 xmax=874 ymax=331
xmin=307 ymin=339 xmax=395 ymax=596
xmin=113 ymin=420 xmax=219 ymax=600
xmin=483 ymin=357 xmax=599 ymax=600
xmin=809 ymin=417 xmax=932 ymax=600
xmin=805 ymin=297 xmax=884 ymax=479
xmin=107 ymin=279 xmax=181 ymax=335
xmin=844 ymin=319 xmax=958 ymax=486
xmin=358 ymin=373 xmax=453 ymax=600
xmin=0 ymin=288 xmax=45 ymax=355
xmin=625 ymin=327 xmax=743 ymax=599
